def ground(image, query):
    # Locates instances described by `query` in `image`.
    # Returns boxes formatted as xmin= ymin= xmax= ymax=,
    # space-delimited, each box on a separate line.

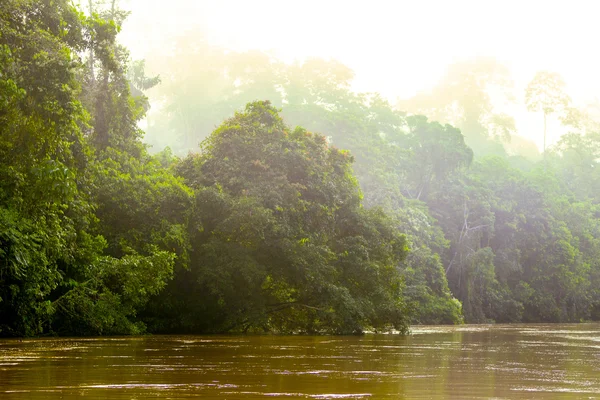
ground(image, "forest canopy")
xmin=1 ymin=0 xmax=600 ymax=337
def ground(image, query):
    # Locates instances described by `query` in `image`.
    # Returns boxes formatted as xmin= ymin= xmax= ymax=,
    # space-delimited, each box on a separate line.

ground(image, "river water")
xmin=1 ymin=324 xmax=599 ymax=399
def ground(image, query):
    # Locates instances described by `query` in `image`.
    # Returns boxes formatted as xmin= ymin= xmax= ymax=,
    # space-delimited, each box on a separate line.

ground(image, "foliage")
xmin=4 ymin=0 xmax=600 ymax=337
xmin=139 ymin=42 xmax=600 ymax=326
xmin=525 ymin=72 xmax=570 ymax=116
xmin=0 ymin=0 xmax=183 ymax=336
xmin=399 ymin=57 xmax=517 ymax=157
xmin=147 ymin=102 xmax=410 ymax=334
xmin=525 ymin=71 xmax=571 ymax=154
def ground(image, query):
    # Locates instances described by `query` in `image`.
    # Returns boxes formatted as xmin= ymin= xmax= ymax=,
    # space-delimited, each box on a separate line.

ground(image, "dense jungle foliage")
xmin=2 ymin=0 xmax=600 ymax=337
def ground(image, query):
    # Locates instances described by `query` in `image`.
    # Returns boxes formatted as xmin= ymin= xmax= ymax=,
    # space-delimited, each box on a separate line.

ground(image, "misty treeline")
xmin=2 ymin=1 xmax=600 ymax=337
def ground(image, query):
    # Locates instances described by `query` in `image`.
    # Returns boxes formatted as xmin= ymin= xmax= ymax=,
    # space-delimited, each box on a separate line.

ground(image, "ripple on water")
xmin=511 ymin=386 xmax=600 ymax=394
xmin=221 ymin=392 xmax=373 ymax=399
xmin=2 ymin=324 xmax=600 ymax=399
xmin=310 ymin=394 xmax=372 ymax=399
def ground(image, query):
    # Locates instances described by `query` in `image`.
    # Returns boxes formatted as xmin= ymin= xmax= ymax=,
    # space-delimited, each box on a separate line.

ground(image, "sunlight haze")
xmin=117 ymin=0 xmax=600 ymax=150
xmin=7 ymin=1 xmax=600 ymax=387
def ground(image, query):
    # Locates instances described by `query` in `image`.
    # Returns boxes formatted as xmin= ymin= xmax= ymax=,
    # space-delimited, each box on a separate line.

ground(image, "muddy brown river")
xmin=1 ymin=324 xmax=599 ymax=399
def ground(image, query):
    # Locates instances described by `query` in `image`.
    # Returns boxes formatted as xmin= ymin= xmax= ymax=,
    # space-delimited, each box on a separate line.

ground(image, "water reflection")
xmin=0 ymin=324 xmax=599 ymax=399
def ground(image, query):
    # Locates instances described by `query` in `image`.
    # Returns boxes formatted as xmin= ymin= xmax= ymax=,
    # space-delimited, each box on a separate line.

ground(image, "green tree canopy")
xmin=150 ymin=101 xmax=410 ymax=334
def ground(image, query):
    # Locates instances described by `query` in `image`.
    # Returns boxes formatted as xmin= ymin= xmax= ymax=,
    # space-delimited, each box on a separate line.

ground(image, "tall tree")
xmin=399 ymin=57 xmax=516 ymax=157
xmin=525 ymin=71 xmax=570 ymax=156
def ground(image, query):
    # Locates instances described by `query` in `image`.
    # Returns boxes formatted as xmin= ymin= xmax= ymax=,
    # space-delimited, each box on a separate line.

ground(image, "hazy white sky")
xmin=117 ymin=0 xmax=600 ymax=149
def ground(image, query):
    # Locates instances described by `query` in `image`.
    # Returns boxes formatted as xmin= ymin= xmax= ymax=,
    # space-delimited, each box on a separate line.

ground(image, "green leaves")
xmin=0 ymin=0 xmax=190 ymax=337
xmin=151 ymin=101 xmax=409 ymax=334
xmin=6 ymin=0 xmax=600 ymax=337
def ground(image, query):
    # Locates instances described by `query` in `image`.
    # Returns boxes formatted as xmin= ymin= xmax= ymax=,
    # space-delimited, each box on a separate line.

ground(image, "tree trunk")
xmin=88 ymin=0 xmax=95 ymax=84
xmin=543 ymin=112 xmax=547 ymax=157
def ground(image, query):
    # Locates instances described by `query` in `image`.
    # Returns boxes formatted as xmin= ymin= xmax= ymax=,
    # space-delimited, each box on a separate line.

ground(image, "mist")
xmin=4 ymin=0 xmax=600 ymax=342
xmin=115 ymin=0 xmax=600 ymax=152
xmin=6 ymin=1 xmax=600 ymax=396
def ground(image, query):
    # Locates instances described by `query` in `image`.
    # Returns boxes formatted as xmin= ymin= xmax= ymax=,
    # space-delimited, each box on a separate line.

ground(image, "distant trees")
xmin=525 ymin=71 xmax=570 ymax=155
xmin=138 ymin=38 xmax=600 ymax=325
xmin=3 ymin=0 xmax=600 ymax=337
xmin=399 ymin=57 xmax=517 ymax=157
xmin=142 ymin=35 xmax=284 ymax=153
xmin=0 ymin=1 xmax=413 ymax=336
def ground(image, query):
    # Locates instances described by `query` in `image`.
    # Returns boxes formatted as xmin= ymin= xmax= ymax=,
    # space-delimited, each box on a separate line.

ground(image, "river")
xmin=1 ymin=324 xmax=599 ymax=399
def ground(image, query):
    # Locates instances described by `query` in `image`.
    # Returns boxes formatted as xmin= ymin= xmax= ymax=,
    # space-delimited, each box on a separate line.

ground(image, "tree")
xmin=0 ymin=0 xmax=95 ymax=336
xmin=525 ymin=71 xmax=570 ymax=156
xmin=149 ymin=101 xmax=410 ymax=334
xmin=143 ymin=34 xmax=283 ymax=154
xmin=127 ymin=59 xmax=161 ymax=113
xmin=401 ymin=116 xmax=474 ymax=201
xmin=399 ymin=57 xmax=516 ymax=157
xmin=279 ymin=74 xmax=469 ymax=324
xmin=0 ymin=0 xmax=191 ymax=337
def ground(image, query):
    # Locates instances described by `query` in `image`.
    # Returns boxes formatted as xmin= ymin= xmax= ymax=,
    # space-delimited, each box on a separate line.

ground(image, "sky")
xmin=115 ymin=0 xmax=600 ymax=150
